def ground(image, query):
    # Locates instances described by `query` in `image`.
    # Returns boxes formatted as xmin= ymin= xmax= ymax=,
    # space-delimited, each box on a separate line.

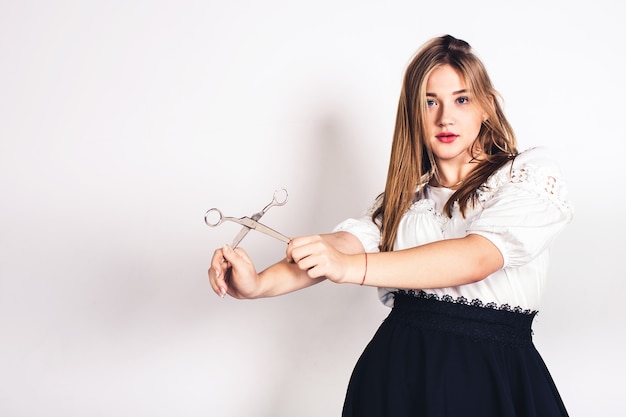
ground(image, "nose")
xmin=437 ymin=104 xmax=454 ymax=127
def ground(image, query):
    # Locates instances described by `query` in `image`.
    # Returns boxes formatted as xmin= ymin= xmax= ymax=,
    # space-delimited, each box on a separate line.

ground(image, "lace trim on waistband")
xmin=395 ymin=289 xmax=537 ymax=315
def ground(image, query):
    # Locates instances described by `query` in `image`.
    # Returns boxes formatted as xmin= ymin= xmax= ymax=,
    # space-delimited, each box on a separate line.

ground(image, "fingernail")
xmin=220 ymin=287 xmax=226 ymax=298
xmin=214 ymin=267 xmax=220 ymax=278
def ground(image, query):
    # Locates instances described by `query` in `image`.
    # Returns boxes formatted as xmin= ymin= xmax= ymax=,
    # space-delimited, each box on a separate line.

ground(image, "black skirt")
xmin=342 ymin=292 xmax=569 ymax=417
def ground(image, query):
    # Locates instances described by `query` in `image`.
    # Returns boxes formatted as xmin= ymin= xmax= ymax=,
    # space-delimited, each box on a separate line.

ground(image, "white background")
xmin=1 ymin=1 xmax=624 ymax=416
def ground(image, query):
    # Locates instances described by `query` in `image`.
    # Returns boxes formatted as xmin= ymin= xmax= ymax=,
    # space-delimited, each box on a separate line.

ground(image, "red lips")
xmin=436 ymin=132 xmax=458 ymax=143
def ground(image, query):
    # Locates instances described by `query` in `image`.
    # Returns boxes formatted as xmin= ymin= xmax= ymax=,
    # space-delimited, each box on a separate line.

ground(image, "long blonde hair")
xmin=374 ymin=35 xmax=518 ymax=252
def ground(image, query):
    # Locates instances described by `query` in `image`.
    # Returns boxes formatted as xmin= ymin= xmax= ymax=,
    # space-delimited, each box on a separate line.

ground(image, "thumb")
xmin=222 ymin=244 xmax=238 ymax=262
xmin=222 ymin=244 xmax=252 ymax=265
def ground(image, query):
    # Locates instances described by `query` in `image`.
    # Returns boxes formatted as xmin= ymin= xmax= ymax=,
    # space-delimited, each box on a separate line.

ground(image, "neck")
xmin=431 ymin=153 xmax=479 ymax=189
xmin=430 ymin=175 xmax=464 ymax=189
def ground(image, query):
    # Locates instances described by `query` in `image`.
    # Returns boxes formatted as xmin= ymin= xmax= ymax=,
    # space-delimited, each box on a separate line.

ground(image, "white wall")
xmin=1 ymin=1 xmax=623 ymax=416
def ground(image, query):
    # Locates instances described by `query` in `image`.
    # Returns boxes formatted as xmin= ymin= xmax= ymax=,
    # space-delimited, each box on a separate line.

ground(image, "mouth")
xmin=436 ymin=132 xmax=458 ymax=143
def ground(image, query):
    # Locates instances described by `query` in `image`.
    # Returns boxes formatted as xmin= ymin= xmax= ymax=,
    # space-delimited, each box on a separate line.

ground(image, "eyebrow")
xmin=426 ymin=89 xmax=469 ymax=97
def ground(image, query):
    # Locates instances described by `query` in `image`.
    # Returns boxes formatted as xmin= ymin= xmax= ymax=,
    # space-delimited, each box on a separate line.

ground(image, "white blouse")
xmin=333 ymin=147 xmax=574 ymax=312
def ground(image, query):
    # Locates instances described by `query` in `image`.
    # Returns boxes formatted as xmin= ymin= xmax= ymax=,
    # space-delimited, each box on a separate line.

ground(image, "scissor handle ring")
xmin=272 ymin=188 xmax=289 ymax=206
xmin=204 ymin=208 xmax=224 ymax=227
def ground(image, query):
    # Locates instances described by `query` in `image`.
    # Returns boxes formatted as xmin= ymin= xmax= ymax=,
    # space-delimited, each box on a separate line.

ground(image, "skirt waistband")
xmin=389 ymin=292 xmax=536 ymax=347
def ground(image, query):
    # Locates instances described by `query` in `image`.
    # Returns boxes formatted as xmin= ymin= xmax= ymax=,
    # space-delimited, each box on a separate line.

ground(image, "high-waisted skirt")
xmin=342 ymin=292 xmax=569 ymax=417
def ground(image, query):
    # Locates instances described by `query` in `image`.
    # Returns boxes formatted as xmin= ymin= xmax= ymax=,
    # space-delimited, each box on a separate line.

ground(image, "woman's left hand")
xmin=286 ymin=235 xmax=364 ymax=284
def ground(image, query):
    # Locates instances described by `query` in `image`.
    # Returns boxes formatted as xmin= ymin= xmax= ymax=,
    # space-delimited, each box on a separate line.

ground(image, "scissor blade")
xmin=230 ymin=226 xmax=251 ymax=248
xmin=254 ymin=223 xmax=291 ymax=243
xmin=239 ymin=217 xmax=291 ymax=244
xmin=230 ymin=208 xmax=265 ymax=248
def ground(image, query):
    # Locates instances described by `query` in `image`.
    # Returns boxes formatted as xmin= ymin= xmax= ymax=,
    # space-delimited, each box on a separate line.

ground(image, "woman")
xmin=209 ymin=34 xmax=573 ymax=416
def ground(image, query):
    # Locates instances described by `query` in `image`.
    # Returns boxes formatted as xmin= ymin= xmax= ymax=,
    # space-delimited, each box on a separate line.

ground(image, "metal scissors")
xmin=204 ymin=188 xmax=291 ymax=248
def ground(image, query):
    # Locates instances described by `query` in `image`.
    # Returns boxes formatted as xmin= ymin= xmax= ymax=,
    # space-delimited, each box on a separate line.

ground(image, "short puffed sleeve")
xmin=467 ymin=147 xmax=574 ymax=268
xmin=333 ymin=196 xmax=382 ymax=253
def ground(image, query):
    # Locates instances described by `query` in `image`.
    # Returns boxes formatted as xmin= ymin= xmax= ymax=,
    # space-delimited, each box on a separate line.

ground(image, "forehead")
xmin=426 ymin=65 xmax=466 ymax=93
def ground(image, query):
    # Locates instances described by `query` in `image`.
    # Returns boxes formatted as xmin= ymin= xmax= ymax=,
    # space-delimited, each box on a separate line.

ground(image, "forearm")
xmin=252 ymin=259 xmax=325 ymax=298
xmin=344 ymin=234 xmax=504 ymax=289
xmin=250 ymin=231 xmax=365 ymax=298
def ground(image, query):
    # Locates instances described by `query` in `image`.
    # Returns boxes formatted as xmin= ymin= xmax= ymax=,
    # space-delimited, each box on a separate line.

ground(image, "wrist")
xmin=345 ymin=253 xmax=367 ymax=286
xmin=360 ymin=252 xmax=368 ymax=285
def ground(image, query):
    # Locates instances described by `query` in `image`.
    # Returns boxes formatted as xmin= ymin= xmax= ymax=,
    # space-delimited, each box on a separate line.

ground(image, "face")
xmin=424 ymin=64 xmax=486 ymax=166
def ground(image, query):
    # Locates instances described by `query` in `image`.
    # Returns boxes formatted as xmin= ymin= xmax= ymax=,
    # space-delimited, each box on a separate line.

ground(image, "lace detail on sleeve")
xmin=510 ymin=166 xmax=571 ymax=211
xmin=477 ymin=151 xmax=573 ymax=213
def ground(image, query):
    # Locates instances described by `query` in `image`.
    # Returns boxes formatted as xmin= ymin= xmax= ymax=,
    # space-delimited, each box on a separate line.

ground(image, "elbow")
xmin=469 ymin=253 xmax=504 ymax=284
xmin=463 ymin=235 xmax=504 ymax=284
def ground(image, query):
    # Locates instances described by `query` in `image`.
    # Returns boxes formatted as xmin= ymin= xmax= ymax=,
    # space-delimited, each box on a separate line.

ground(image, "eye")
xmin=456 ymin=96 xmax=470 ymax=104
xmin=426 ymin=98 xmax=437 ymax=107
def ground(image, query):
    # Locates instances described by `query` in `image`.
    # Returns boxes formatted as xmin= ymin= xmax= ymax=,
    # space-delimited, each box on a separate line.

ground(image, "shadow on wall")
xmin=297 ymin=96 xmax=378 ymax=234
xmin=229 ymin=87 xmax=392 ymax=414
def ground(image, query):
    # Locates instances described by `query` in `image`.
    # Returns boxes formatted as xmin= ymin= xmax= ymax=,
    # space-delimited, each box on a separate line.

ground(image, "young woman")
xmin=209 ymin=34 xmax=573 ymax=416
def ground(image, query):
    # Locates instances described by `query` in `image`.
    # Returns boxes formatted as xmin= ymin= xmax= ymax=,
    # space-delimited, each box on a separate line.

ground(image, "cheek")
xmin=464 ymin=114 xmax=484 ymax=134
xmin=425 ymin=112 xmax=438 ymax=131
xmin=470 ymin=120 xmax=483 ymax=134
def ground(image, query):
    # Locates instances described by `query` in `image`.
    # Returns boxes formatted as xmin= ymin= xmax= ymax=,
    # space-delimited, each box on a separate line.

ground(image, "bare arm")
xmin=208 ymin=231 xmax=364 ymax=299
xmin=288 ymin=233 xmax=503 ymax=289
xmin=362 ymin=234 xmax=503 ymax=288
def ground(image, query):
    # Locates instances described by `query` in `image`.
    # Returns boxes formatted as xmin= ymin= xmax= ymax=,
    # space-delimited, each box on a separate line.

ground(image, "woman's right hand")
xmin=209 ymin=245 xmax=260 ymax=299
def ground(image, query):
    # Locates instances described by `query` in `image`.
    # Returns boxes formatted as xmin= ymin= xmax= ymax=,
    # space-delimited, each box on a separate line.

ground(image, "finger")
xmin=209 ymin=269 xmax=227 ymax=298
xmin=288 ymin=235 xmax=318 ymax=249
xmin=294 ymin=253 xmax=326 ymax=279
xmin=289 ymin=240 xmax=321 ymax=265
xmin=221 ymin=244 xmax=239 ymax=264
xmin=232 ymin=246 xmax=253 ymax=264
xmin=208 ymin=249 xmax=222 ymax=293
xmin=286 ymin=241 xmax=295 ymax=263
xmin=209 ymin=248 xmax=228 ymax=297
xmin=286 ymin=235 xmax=321 ymax=263
xmin=223 ymin=245 xmax=255 ymax=269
